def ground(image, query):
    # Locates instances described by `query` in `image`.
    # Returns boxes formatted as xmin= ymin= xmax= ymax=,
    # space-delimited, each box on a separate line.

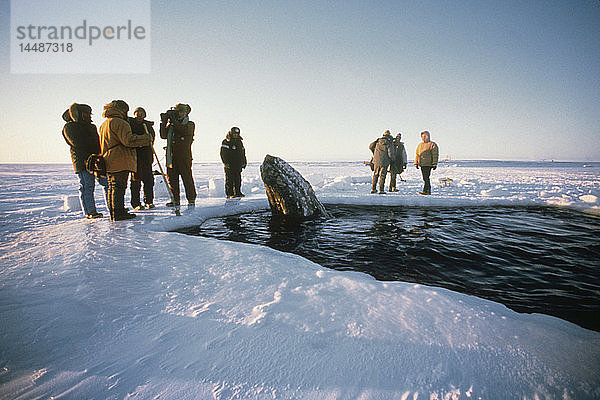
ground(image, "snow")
xmin=0 ymin=161 xmax=599 ymax=399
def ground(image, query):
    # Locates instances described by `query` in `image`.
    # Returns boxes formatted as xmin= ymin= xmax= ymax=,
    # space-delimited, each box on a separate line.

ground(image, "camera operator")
xmin=99 ymin=100 xmax=152 ymax=221
xmin=129 ymin=107 xmax=156 ymax=210
xmin=62 ymin=103 xmax=108 ymax=219
xmin=159 ymin=103 xmax=196 ymax=207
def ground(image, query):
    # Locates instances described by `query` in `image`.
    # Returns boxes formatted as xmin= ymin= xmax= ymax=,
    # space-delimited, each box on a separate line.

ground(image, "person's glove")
xmin=432 ymin=165 xmax=437 ymax=170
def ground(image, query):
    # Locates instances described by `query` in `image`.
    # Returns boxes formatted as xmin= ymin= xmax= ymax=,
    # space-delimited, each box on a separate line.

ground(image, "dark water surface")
xmin=177 ymin=205 xmax=600 ymax=332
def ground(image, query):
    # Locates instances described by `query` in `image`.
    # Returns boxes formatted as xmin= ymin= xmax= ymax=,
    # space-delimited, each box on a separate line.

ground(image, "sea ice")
xmin=0 ymin=161 xmax=599 ymax=399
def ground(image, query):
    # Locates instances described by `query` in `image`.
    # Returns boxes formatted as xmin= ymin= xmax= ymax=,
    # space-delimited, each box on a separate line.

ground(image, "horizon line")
xmin=0 ymin=159 xmax=598 ymax=165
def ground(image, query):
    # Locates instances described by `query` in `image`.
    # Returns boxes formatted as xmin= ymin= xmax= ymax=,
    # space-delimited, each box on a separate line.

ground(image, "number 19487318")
xmin=19 ymin=42 xmax=73 ymax=52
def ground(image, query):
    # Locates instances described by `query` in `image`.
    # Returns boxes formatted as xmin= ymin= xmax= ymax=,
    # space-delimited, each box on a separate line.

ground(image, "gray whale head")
xmin=260 ymin=155 xmax=330 ymax=219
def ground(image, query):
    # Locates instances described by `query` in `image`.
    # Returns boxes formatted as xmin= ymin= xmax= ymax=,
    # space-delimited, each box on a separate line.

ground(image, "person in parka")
xmin=388 ymin=132 xmax=408 ymax=192
xmin=414 ymin=130 xmax=439 ymax=195
xmin=159 ymin=103 xmax=196 ymax=207
xmin=220 ymin=126 xmax=247 ymax=198
xmin=128 ymin=107 xmax=156 ymax=210
xmin=369 ymin=130 xmax=396 ymax=194
xmin=99 ymin=100 xmax=152 ymax=221
xmin=62 ymin=103 xmax=108 ymax=219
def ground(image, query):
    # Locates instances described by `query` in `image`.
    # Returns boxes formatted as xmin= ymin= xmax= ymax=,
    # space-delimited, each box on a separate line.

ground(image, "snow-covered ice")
xmin=0 ymin=161 xmax=599 ymax=399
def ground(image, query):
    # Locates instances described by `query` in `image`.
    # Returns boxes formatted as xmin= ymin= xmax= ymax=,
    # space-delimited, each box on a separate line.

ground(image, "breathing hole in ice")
xmin=175 ymin=205 xmax=600 ymax=332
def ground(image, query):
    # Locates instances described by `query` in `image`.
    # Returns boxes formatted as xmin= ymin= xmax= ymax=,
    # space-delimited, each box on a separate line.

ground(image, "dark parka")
xmin=62 ymin=104 xmax=101 ymax=173
xmin=129 ymin=118 xmax=155 ymax=146
xmin=160 ymin=119 xmax=195 ymax=164
xmin=369 ymin=135 xmax=396 ymax=169
xmin=390 ymin=138 xmax=408 ymax=174
xmin=129 ymin=117 xmax=156 ymax=174
xmin=220 ymin=132 xmax=247 ymax=171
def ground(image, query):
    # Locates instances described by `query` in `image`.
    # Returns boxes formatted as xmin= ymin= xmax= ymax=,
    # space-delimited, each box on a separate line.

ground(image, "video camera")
xmin=160 ymin=108 xmax=179 ymax=123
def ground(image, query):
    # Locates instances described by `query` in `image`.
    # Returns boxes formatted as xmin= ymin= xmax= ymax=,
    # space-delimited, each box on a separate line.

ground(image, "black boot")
xmin=107 ymin=181 xmax=115 ymax=220
xmin=130 ymin=179 xmax=142 ymax=209
xmin=143 ymin=180 xmax=154 ymax=207
xmin=112 ymin=179 xmax=136 ymax=221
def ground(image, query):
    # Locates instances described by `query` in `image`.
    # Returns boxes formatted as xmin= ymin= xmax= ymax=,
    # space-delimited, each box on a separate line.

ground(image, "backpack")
xmin=85 ymin=154 xmax=106 ymax=177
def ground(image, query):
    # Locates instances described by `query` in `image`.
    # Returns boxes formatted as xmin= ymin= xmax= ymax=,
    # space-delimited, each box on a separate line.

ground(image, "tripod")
xmin=152 ymin=146 xmax=181 ymax=216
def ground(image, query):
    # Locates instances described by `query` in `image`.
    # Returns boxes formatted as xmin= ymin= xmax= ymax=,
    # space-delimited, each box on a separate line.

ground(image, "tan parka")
xmin=370 ymin=135 xmax=396 ymax=169
xmin=99 ymin=104 xmax=152 ymax=173
xmin=415 ymin=135 xmax=439 ymax=167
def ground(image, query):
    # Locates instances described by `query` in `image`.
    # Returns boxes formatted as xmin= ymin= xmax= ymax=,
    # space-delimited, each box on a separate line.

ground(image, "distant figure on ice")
xmin=160 ymin=103 xmax=196 ymax=207
xmin=414 ymin=130 xmax=439 ymax=195
xmin=99 ymin=100 xmax=152 ymax=221
xmin=220 ymin=126 xmax=247 ymax=198
xmin=369 ymin=130 xmax=396 ymax=194
xmin=388 ymin=132 xmax=408 ymax=192
xmin=62 ymin=103 xmax=108 ymax=219
xmin=128 ymin=107 xmax=156 ymax=210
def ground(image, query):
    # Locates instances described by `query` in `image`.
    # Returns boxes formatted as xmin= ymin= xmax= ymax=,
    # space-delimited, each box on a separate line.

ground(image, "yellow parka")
xmin=415 ymin=140 xmax=439 ymax=167
xmin=99 ymin=104 xmax=152 ymax=173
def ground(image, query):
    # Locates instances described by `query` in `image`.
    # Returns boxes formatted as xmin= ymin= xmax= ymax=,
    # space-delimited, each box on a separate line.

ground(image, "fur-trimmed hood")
xmin=102 ymin=100 xmax=128 ymax=119
xmin=225 ymin=132 xmax=243 ymax=141
xmin=69 ymin=103 xmax=93 ymax=122
xmin=62 ymin=109 xmax=72 ymax=123
xmin=226 ymin=126 xmax=242 ymax=141
xmin=174 ymin=103 xmax=191 ymax=115
xmin=69 ymin=103 xmax=82 ymax=122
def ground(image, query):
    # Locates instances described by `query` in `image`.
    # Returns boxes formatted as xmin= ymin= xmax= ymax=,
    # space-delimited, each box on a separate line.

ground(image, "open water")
xmin=178 ymin=205 xmax=600 ymax=332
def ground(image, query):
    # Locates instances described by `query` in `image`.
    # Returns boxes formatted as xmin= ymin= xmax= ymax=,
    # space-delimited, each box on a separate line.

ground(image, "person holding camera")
xmin=99 ymin=100 xmax=152 ymax=221
xmin=220 ymin=126 xmax=247 ymax=198
xmin=160 ymin=103 xmax=196 ymax=207
xmin=62 ymin=103 xmax=108 ymax=219
xmin=415 ymin=130 xmax=439 ymax=195
xmin=129 ymin=107 xmax=156 ymax=210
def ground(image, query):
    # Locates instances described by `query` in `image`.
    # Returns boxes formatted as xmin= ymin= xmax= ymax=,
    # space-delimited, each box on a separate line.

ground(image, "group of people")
xmin=369 ymin=130 xmax=439 ymax=195
xmin=63 ymin=100 xmax=438 ymax=222
xmin=62 ymin=100 xmax=247 ymax=221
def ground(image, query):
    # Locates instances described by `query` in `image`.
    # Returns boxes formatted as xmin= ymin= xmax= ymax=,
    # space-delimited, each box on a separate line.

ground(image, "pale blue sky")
xmin=0 ymin=0 xmax=599 ymax=162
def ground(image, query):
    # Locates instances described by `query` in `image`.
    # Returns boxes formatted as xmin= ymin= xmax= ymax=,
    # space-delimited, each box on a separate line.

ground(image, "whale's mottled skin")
xmin=260 ymin=155 xmax=330 ymax=219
